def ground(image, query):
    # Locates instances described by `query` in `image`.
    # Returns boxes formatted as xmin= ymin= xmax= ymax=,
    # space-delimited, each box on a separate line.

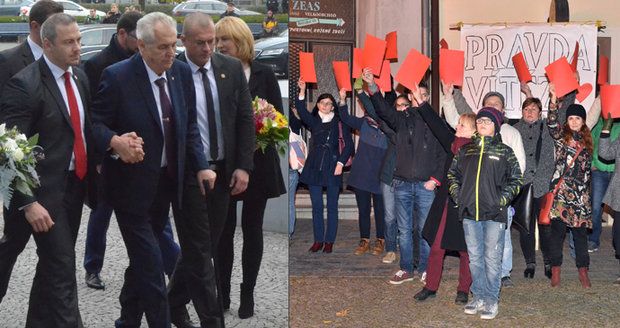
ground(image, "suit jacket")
xmin=91 ymin=54 xmax=209 ymax=215
xmin=242 ymin=61 xmax=285 ymax=199
xmin=0 ymin=58 xmax=92 ymax=212
xmin=0 ymin=41 xmax=34 ymax=92
xmin=176 ymin=52 xmax=255 ymax=181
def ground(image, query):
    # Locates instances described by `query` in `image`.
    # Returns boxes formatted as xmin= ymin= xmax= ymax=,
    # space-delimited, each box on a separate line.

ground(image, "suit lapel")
xmin=39 ymin=59 xmax=72 ymax=129
xmin=248 ymin=63 xmax=260 ymax=97
xmin=21 ymin=42 xmax=35 ymax=67
xmin=133 ymin=55 xmax=163 ymax=133
xmin=166 ymin=67 xmax=183 ymax=135
xmin=210 ymin=54 xmax=229 ymax=128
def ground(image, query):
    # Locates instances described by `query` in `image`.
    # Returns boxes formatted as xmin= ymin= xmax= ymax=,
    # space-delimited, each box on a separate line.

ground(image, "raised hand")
xmin=361 ymin=68 xmax=374 ymax=86
xmin=549 ymin=83 xmax=557 ymax=104
xmin=441 ymin=81 xmax=454 ymax=100
xmin=602 ymin=113 xmax=614 ymax=132
xmin=338 ymin=88 xmax=347 ymax=106
xmin=297 ymin=79 xmax=306 ymax=98
xmin=520 ymin=82 xmax=533 ymax=98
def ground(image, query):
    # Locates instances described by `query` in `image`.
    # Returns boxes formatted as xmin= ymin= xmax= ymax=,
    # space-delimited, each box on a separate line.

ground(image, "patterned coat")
xmin=547 ymin=107 xmax=592 ymax=228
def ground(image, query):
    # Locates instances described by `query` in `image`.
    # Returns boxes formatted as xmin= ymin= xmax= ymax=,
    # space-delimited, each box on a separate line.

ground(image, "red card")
xmin=375 ymin=60 xmax=392 ymax=92
xmin=439 ymin=48 xmax=464 ymax=86
xmin=352 ymin=48 xmax=363 ymax=78
xmin=362 ymin=34 xmax=387 ymax=75
xmin=598 ymin=55 xmax=609 ymax=85
xmin=439 ymin=38 xmax=449 ymax=49
xmin=299 ymin=52 xmax=317 ymax=83
xmin=395 ymin=48 xmax=432 ymax=91
xmin=512 ymin=52 xmax=532 ymax=83
xmin=570 ymin=42 xmax=579 ymax=72
xmin=332 ymin=61 xmax=352 ymax=92
xmin=544 ymin=57 xmax=578 ymax=98
xmin=385 ymin=31 xmax=398 ymax=61
xmin=601 ymin=84 xmax=620 ymax=118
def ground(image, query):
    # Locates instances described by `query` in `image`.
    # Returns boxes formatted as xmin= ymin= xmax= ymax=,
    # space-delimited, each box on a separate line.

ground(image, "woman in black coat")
xmin=215 ymin=17 xmax=286 ymax=319
xmin=412 ymin=95 xmax=475 ymax=305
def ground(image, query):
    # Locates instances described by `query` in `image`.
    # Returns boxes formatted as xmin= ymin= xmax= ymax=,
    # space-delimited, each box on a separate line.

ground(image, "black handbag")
xmin=512 ymin=122 xmax=543 ymax=233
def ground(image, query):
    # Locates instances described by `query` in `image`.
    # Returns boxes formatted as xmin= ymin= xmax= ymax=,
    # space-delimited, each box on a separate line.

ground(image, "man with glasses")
xmin=81 ymin=11 xmax=182 ymax=293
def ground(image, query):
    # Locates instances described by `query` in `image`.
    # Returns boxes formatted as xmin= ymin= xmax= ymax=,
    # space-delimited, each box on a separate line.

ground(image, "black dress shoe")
xmin=524 ymin=263 xmax=536 ymax=279
xmin=413 ymin=288 xmax=436 ymax=302
xmin=85 ymin=272 xmax=105 ymax=290
xmin=455 ymin=291 xmax=469 ymax=305
xmin=171 ymin=307 xmax=200 ymax=328
xmin=238 ymin=283 xmax=255 ymax=319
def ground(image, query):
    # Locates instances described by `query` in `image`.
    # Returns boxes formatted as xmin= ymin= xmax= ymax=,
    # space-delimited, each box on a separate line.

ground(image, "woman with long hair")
xmin=214 ymin=17 xmax=286 ymax=318
xmin=295 ymin=80 xmax=353 ymax=254
xmin=546 ymin=84 xmax=593 ymax=288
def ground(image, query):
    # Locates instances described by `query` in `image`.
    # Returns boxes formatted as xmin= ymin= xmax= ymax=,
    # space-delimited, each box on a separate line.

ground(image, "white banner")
xmin=460 ymin=23 xmax=597 ymax=119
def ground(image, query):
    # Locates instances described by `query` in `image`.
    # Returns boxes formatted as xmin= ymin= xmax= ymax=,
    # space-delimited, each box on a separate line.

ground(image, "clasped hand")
xmin=111 ymin=132 xmax=144 ymax=163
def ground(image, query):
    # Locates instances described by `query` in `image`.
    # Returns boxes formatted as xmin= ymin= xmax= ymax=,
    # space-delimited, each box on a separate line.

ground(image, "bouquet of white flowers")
xmin=0 ymin=124 xmax=42 ymax=208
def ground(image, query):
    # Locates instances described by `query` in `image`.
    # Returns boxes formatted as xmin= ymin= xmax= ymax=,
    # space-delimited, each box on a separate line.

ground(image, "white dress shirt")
xmin=143 ymin=59 xmax=170 ymax=168
xmin=27 ymin=36 xmax=43 ymax=60
xmin=184 ymin=53 xmax=224 ymax=161
xmin=43 ymin=55 xmax=86 ymax=171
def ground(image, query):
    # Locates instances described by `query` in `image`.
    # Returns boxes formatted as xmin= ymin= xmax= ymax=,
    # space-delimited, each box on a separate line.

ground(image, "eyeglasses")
xmin=476 ymin=118 xmax=494 ymax=125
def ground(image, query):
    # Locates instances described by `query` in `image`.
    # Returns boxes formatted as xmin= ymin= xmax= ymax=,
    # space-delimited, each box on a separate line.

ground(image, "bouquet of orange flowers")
xmin=252 ymin=97 xmax=288 ymax=155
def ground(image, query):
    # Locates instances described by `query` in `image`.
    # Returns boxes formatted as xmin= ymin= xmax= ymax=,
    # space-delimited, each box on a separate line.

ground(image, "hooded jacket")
xmin=447 ymin=133 xmax=523 ymax=223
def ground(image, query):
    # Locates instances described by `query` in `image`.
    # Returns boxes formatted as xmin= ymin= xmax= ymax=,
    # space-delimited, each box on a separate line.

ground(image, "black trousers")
xmin=613 ymin=210 xmax=620 ymax=260
xmin=168 ymin=168 xmax=229 ymax=328
xmin=548 ymin=219 xmax=590 ymax=268
xmin=218 ymin=192 xmax=268 ymax=300
xmin=114 ymin=171 xmax=173 ymax=328
xmin=0 ymin=174 xmax=85 ymax=327
xmin=517 ymin=196 xmax=551 ymax=265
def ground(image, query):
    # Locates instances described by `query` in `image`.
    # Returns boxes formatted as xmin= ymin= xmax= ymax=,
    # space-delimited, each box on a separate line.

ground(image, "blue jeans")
xmin=501 ymin=209 xmax=513 ymax=278
xmin=394 ymin=179 xmax=435 ymax=273
xmin=84 ymin=202 xmax=180 ymax=276
xmin=590 ymin=170 xmax=612 ymax=248
xmin=463 ymin=219 xmax=506 ymax=305
xmin=308 ymin=185 xmax=340 ymax=243
xmin=289 ymin=168 xmax=299 ymax=236
xmin=381 ymin=182 xmax=398 ymax=252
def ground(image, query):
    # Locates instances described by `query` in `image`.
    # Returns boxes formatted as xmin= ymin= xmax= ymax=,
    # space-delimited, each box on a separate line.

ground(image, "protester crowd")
xmin=289 ymin=51 xmax=620 ymax=321
xmin=0 ymin=1 xmax=284 ymax=327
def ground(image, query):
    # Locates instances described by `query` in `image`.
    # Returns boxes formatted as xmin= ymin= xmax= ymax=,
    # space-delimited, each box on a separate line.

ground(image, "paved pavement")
xmin=290 ymin=218 xmax=620 ymax=327
xmin=0 ymin=207 xmax=289 ymax=327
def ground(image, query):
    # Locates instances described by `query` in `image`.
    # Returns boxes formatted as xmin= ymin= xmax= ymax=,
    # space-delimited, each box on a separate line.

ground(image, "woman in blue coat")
xmin=337 ymin=89 xmax=388 ymax=256
xmin=296 ymin=80 xmax=354 ymax=253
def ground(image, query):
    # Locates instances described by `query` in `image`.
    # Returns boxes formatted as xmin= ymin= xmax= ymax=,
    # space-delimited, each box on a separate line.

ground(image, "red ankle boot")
xmin=578 ymin=267 xmax=591 ymax=288
xmin=551 ymin=266 xmax=561 ymax=287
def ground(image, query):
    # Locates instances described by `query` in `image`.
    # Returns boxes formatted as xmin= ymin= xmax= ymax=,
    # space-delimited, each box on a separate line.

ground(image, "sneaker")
xmin=480 ymin=302 xmax=499 ymax=320
xmin=501 ymin=276 xmax=514 ymax=288
xmin=389 ymin=270 xmax=414 ymax=285
xmin=463 ymin=298 xmax=484 ymax=315
xmin=354 ymin=238 xmax=370 ymax=255
xmin=419 ymin=271 xmax=427 ymax=284
xmin=371 ymin=238 xmax=385 ymax=255
xmin=588 ymin=242 xmax=599 ymax=253
xmin=382 ymin=251 xmax=396 ymax=264
xmin=413 ymin=288 xmax=436 ymax=301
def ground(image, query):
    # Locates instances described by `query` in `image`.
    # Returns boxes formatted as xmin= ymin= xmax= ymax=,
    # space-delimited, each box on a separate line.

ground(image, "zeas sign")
xmin=289 ymin=0 xmax=355 ymax=42
xmin=460 ymin=23 xmax=597 ymax=119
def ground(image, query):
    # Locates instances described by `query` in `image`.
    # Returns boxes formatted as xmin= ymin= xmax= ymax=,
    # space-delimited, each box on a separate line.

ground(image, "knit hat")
xmin=476 ymin=107 xmax=503 ymax=135
xmin=482 ymin=91 xmax=505 ymax=109
xmin=566 ymin=104 xmax=586 ymax=121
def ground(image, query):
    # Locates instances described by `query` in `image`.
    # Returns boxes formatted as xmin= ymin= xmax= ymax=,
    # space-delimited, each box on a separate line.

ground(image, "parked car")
xmin=80 ymin=24 xmax=115 ymax=46
xmin=0 ymin=0 xmax=33 ymax=16
xmin=21 ymin=0 xmax=105 ymax=17
xmin=254 ymin=29 xmax=287 ymax=79
xmin=172 ymin=0 xmax=259 ymax=17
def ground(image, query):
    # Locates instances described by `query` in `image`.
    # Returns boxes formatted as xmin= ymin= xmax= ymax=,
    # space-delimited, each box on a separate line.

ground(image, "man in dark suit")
xmin=90 ymin=12 xmax=213 ymax=328
xmin=0 ymin=13 xmax=91 ymax=327
xmin=0 ymin=0 xmax=64 ymax=304
xmin=167 ymin=12 xmax=255 ymax=328
xmin=0 ymin=0 xmax=63 ymax=91
xmin=80 ymin=10 xmax=182 ymax=292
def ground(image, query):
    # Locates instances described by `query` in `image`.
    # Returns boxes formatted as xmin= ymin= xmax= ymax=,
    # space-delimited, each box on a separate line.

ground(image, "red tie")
xmin=63 ymin=71 xmax=87 ymax=180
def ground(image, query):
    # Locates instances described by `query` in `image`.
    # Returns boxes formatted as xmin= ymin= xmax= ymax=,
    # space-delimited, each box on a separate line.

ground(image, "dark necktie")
xmin=63 ymin=72 xmax=87 ymax=180
xmin=198 ymin=67 xmax=219 ymax=161
xmin=154 ymin=77 xmax=176 ymax=179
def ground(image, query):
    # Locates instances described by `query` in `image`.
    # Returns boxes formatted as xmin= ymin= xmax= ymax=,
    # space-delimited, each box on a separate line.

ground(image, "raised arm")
xmin=546 ymin=83 xmax=563 ymax=140
xmin=295 ymin=79 xmax=321 ymax=129
xmin=598 ymin=114 xmax=619 ymax=161
xmin=441 ymin=82 xmax=465 ymax=129
xmin=363 ymin=68 xmax=399 ymax=130
xmin=417 ymin=101 xmax=454 ymax=153
xmin=337 ymin=88 xmax=364 ymax=130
